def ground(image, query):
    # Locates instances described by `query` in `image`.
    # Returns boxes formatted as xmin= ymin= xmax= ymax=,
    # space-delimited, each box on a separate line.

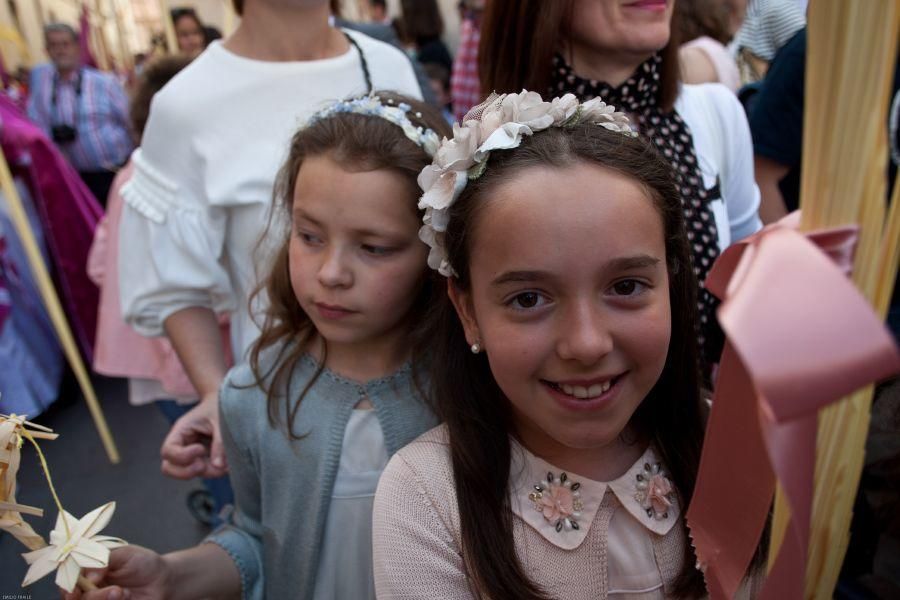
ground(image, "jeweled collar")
xmin=509 ymin=440 xmax=680 ymax=550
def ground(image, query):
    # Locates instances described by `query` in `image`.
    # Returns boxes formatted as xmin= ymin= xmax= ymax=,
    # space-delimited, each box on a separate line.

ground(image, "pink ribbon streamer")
xmin=686 ymin=213 xmax=900 ymax=598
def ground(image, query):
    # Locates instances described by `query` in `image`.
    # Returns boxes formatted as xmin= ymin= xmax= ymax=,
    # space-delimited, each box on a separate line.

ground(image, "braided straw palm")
xmin=768 ymin=2 xmax=900 ymax=597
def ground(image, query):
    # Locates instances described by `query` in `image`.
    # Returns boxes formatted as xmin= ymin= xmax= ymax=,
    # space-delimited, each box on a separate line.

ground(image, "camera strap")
xmin=50 ymin=67 xmax=83 ymax=128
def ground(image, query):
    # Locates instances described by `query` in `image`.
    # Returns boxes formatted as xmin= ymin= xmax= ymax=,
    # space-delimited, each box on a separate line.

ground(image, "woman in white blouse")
xmin=118 ymin=0 xmax=422 ymax=478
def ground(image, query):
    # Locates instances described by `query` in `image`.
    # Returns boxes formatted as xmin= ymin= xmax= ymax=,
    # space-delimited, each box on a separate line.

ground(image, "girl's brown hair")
xmin=478 ymin=0 xmax=681 ymax=110
xmin=400 ymin=0 xmax=445 ymax=42
xmin=674 ymin=0 xmax=734 ymax=45
xmin=129 ymin=55 xmax=192 ymax=141
xmin=430 ymin=123 xmax=707 ymax=598
xmin=249 ymin=92 xmax=452 ymax=437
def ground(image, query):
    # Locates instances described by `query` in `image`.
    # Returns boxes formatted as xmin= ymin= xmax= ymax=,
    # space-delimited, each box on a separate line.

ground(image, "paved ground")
xmin=0 ymin=376 xmax=207 ymax=600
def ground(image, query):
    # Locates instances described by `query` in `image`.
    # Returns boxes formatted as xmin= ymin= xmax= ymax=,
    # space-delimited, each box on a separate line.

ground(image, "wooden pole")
xmin=90 ymin=0 xmax=112 ymax=71
xmin=158 ymin=0 xmax=177 ymax=54
xmin=113 ymin=2 xmax=133 ymax=71
xmin=223 ymin=0 xmax=237 ymax=36
xmin=0 ymin=150 xmax=119 ymax=463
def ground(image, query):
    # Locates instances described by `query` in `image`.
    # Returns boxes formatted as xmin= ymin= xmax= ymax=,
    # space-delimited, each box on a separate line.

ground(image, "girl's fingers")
xmin=83 ymin=586 xmax=129 ymax=600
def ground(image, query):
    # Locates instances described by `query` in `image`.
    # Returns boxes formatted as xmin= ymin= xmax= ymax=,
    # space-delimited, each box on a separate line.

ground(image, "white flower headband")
xmin=417 ymin=90 xmax=637 ymax=277
xmin=307 ymin=94 xmax=441 ymax=157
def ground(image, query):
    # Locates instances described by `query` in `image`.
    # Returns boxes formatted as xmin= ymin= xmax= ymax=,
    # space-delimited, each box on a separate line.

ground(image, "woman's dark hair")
xmin=232 ymin=0 xmax=243 ymax=16
xmin=170 ymin=7 xmax=203 ymax=31
xmin=248 ymin=92 xmax=452 ymax=438
xmin=129 ymin=55 xmax=191 ymax=141
xmin=431 ymin=122 xmax=707 ymax=597
xmin=400 ymin=0 xmax=445 ymax=42
xmin=674 ymin=0 xmax=734 ymax=45
xmin=478 ymin=0 xmax=681 ymax=110
xmin=204 ymin=26 xmax=223 ymax=45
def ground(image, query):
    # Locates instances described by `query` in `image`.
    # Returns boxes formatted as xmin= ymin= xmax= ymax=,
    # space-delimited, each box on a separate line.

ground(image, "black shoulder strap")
xmin=343 ymin=31 xmax=372 ymax=94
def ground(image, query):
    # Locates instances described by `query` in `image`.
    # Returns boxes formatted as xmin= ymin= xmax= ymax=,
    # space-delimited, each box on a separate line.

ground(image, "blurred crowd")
xmin=1 ymin=0 xmax=899 ymax=598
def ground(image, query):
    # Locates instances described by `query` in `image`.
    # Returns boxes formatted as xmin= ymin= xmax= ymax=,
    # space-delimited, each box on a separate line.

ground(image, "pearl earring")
xmin=470 ymin=342 xmax=481 ymax=354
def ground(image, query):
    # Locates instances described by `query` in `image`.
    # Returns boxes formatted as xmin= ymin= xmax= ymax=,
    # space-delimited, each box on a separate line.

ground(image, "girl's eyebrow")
xmin=607 ymin=255 xmax=661 ymax=271
xmin=490 ymin=255 xmax=661 ymax=287
xmin=292 ymin=208 xmax=319 ymax=224
xmin=491 ymin=270 xmax=550 ymax=286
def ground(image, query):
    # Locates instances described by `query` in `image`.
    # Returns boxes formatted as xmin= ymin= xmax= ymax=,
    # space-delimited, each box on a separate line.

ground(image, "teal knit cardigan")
xmin=206 ymin=349 xmax=437 ymax=599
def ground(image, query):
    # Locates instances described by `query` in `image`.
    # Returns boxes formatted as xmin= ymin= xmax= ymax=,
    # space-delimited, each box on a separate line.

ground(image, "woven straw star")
xmin=21 ymin=501 xmax=126 ymax=592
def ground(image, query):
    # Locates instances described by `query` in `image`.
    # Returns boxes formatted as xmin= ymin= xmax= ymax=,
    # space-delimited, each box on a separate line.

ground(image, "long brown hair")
xmin=430 ymin=123 xmax=707 ymax=598
xmin=478 ymin=0 xmax=681 ymax=110
xmin=248 ymin=92 xmax=452 ymax=438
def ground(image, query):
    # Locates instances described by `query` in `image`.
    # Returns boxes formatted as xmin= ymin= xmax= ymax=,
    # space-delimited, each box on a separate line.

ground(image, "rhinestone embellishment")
xmin=528 ymin=471 xmax=584 ymax=533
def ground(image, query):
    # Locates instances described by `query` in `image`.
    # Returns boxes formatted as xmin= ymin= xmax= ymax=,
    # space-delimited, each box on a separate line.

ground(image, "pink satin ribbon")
xmin=686 ymin=213 xmax=900 ymax=598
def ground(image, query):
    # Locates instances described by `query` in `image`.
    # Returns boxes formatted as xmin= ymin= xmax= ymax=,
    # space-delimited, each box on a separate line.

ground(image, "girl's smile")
xmin=540 ymin=372 xmax=626 ymax=411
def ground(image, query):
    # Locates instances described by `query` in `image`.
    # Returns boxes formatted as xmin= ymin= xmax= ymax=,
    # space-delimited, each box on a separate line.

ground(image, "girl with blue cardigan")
xmin=65 ymin=92 xmax=450 ymax=600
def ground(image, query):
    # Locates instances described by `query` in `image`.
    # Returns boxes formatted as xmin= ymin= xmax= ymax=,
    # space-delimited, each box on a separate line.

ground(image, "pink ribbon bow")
xmin=685 ymin=212 xmax=900 ymax=599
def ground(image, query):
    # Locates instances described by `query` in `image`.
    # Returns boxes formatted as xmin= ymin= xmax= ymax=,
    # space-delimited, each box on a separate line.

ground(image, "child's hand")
xmin=160 ymin=393 xmax=228 ymax=480
xmin=60 ymin=545 xmax=170 ymax=600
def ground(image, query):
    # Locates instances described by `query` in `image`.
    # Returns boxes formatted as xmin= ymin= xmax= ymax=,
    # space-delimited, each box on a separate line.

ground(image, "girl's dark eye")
xmin=611 ymin=280 xmax=647 ymax=296
xmin=614 ymin=280 xmax=636 ymax=295
xmin=362 ymin=244 xmax=393 ymax=256
xmin=509 ymin=292 xmax=547 ymax=310
xmin=298 ymin=231 xmax=322 ymax=245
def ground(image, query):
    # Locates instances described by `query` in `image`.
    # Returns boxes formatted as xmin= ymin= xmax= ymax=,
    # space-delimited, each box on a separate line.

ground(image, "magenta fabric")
xmin=0 ymin=94 xmax=101 ymax=360
xmin=79 ymin=6 xmax=99 ymax=69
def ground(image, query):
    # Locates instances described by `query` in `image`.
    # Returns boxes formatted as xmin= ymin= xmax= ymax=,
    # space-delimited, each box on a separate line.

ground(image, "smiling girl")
xmin=372 ymin=92 xmax=753 ymax=598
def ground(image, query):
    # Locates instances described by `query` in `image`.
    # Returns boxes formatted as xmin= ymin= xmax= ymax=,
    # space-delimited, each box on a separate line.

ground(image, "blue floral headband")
xmin=307 ymin=94 xmax=441 ymax=157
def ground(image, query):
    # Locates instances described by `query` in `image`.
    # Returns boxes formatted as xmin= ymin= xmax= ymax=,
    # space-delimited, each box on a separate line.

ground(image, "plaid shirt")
xmin=27 ymin=63 xmax=133 ymax=172
xmin=451 ymin=14 xmax=482 ymax=122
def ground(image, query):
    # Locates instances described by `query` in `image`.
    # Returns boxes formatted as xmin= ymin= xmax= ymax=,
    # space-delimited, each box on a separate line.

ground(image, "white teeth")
xmin=558 ymin=380 xmax=612 ymax=399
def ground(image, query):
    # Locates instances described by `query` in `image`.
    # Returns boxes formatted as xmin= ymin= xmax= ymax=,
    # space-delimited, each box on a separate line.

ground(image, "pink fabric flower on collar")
xmin=528 ymin=471 xmax=584 ymax=533
xmin=541 ymin=483 xmax=574 ymax=522
xmin=635 ymin=462 xmax=676 ymax=520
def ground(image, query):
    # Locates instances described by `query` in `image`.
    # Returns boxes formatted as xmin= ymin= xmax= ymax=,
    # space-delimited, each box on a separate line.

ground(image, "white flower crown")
xmin=417 ymin=90 xmax=637 ymax=277
xmin=308 ymin=94 xmax=442 ymax=157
